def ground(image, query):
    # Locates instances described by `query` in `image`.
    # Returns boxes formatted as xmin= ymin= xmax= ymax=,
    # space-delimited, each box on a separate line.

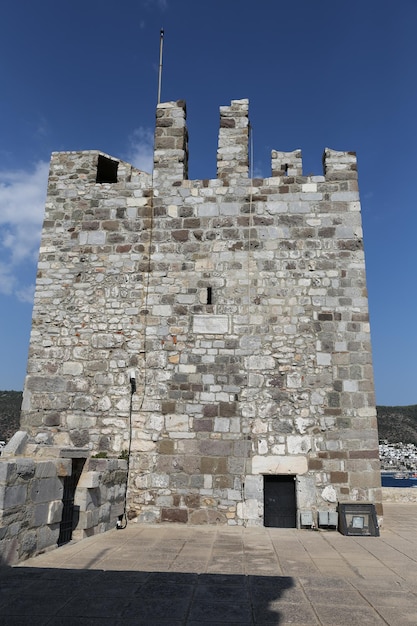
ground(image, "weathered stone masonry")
xmin=17 ymin=98 xmax=381 ymax=530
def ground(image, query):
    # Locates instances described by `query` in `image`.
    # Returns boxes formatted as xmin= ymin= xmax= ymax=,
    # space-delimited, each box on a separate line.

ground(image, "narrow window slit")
xmin=207 ymin=287 xmax=212 ymax=305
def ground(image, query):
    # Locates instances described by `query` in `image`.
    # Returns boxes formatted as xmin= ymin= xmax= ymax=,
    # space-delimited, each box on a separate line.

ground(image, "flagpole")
xmin=157 ymin=28 xmax=164 ymax=104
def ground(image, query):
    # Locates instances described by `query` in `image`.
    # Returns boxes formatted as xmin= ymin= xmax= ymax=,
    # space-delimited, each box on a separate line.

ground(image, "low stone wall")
xmin=73 ymin=457 xmax=127 ymax=541
xmin=0 ymin=457 xmax=70 ymax=564
xmin=382 ymin=487 xmax=417 ymax=503
xmin=0 ymin=454 xmax=127 ymax=565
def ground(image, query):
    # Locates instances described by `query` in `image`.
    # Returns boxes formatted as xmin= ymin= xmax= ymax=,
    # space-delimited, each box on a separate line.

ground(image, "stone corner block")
xmin=2 ymin=431 xmax=29 ymax=457
xmin=78 ymin=471 xmax=101 ymax=489
xmin=47 ymin=500 xmax=64 ymax=524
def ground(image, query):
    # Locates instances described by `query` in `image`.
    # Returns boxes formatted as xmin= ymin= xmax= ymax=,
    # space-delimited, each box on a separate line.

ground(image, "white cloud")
xmin=0 ymin=262 xmax=15 ymax=296
xmin=15 ymin=284 xmax=36 ymax=304
xmin=0 ymin=129 xmax=154 ymax=303
xmin=127 ymin=127 xmax=154 ymax=173
xmin=0 ymin=160 xmax=49 ymax=301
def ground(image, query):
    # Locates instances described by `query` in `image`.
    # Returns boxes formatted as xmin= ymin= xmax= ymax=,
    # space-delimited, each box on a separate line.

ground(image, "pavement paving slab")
xmin=0 ymin=503 xmax=416 ymax=624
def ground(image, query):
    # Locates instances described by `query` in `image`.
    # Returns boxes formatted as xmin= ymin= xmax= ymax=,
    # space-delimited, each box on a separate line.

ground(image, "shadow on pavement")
xmin=0 ymin=564 xmax=297 ymax=625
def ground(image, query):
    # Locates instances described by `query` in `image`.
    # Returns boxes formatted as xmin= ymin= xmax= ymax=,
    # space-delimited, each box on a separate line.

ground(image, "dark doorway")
xmin=264 ymin=475 xmax=296 ymax=528
xmin=58 ymin=457 xmax=86 ymax=545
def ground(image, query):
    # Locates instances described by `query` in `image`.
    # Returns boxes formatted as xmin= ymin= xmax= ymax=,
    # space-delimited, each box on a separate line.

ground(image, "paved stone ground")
xmin=1 ymin=503 xmax=416 ymax=625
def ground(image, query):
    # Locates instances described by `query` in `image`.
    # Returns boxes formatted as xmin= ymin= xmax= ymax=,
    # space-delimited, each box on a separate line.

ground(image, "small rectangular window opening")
xmin=207 ymin=287 xmax=212 ymax=305
xmin=96 ymin=155 xmax=118 ymax=183
xmin=284 ymin=163 xmax=289 ymax=176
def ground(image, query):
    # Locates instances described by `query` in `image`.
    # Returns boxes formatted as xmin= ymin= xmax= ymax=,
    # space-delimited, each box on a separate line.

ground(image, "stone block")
xmin=227 ymin=457 xmax=245 ymax=474
xmin=87 ymin=484 xmax=103 ymax=508
xmin=56 ymin=459 xmax=72 ymax=477
xmin=47 ymin=500 xmax=64 ymax=524
xmin=37 ymin=524 xmax=59 ymax=551
xmin=237 ymin=498 xmax=259 ymax=521
xmin=26 ymin=377 xmax=66 ymax=392
xmin=190 ymin=474 xmax=204 ymax=488
xmin=21 ymin=531 xmax=37 ymax=556
xmin=194 ymin=418 xmax=213 ymax=432
xmin=67 ymin=415 xmax=97 ymax=429
xmin=158 ymin=439 xmax=174 ymax=454
xmin=287 ymin=372 xmax=302 ymax=388
xmin=98 ymin=502 xmax=111 ymax=523
xmin=252 ymin=455 xmax=308 ymax=475
xmin=77 ymin=508 xmax=100 ymax=530
xmin=214 ymin=417 xmax=230 ymax=432
xmin=16 ymin=458 xmax=35 ymax=479
xmin=150 ymin=473 xmax=169 ymax=488
xmin=30 ymin=477 xmax=63 ymax=503
xmin=193 ymin=315 xmax=229 ymax=334
xmin=31 ymin=502 xmax=50 ymax=527
xmin=2 ymin=431 xmax=28 ymax=457
xmin=161 ymin=507 xmax=188 ymax=523
xmin=219 ymin=402 xmax=237 ymax=417
xmin=78 ymin=471 xmax=101 ymax=489
xmin=330 ymin=471 xmax=348 ymax=483
xmin=165 ymin=415 xmax=189 ymax=431
xmin=244 ymin=475 xmax=263 ymax=499
xmin=321 ymin=485 xmax=337 ymax=503
xmin=0 ymin=535 xmax=19 ymax=566
xmin=201 ymin=457 xmax=227 ymax=474
xmin=199 ymin=439 xmax=232 ymax=456
xmin=247 ymin=355 xmax=275 ymax=370
xmin=35 ymin=461 xmax=58 ymax=479
xmin=0 ymin=484 xmax=27 ymax=510
xmin=189 ymin=509 xmax=227 ymax=524
xmin=62 ymin=361 xmax=83 ymax=375
xmin=213 ymin=474 xmax=231 ymax=489
xmin=0 ymin=460 xmax=16 ymax=483
xmin=296 ymin=475 xmax=316 ymax=509
xmin=287 ymin=435 xmax=312 ymax=455
xmin=111 ymin=501 xmax=125 ymax=518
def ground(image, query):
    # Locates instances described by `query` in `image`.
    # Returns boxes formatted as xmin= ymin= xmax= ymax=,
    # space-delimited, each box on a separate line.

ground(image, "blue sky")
xmin=0 ymin=0 xmax=416 ymax=406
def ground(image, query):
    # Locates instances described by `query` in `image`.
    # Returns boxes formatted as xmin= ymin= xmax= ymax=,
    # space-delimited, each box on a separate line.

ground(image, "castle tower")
xmin=20 ymin=99 xmax=382 ymax=527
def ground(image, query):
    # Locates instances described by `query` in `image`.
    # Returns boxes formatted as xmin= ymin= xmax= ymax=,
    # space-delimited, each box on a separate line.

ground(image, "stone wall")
xmin=0 ymin=437 xmax=127 ymax=565
xmin=382 ymin=487 xmax=417 ymax=503
xmin=19 ymin=99 xmax=381 ymax=527
xmin=72 ymin=457 xmax=127 ymax=541
xmin=0 ymin=456 xmax=69 ymax=564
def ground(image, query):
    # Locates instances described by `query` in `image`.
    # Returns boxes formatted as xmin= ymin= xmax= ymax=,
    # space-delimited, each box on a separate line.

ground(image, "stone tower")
xmin=20 ymin=99 xmax=382 ymax=527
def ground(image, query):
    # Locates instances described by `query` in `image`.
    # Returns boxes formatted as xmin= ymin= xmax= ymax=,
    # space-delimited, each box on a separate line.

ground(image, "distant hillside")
xmin=376 ymin=405 xmax=417 ymax=446
xmin=0 ymin=391 xmax=22 ymax=442
xmin=0 ymin=390 xmax=416 ymax=446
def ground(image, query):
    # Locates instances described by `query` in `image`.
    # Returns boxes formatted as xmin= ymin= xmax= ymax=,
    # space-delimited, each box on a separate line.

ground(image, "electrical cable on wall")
xmin=117 ymin=56 xmax=158 ymax=527
xmin=117 ymin=196 xmax=154 ymax=528
xmin=117 ymin=370 xmax=136 ymax=529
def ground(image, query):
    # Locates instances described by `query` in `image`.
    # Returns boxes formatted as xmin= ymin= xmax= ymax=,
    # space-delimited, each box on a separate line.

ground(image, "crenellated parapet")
xmin=271 ymin=148 xmax=358 ymax=181
xmin=47 ymin=150 xmax=147 ymax=186
xmin=322 ymin=147 xmax=358 ymax=180
xmin=153 ymin=100 xmax=188 ymax=185
xmin=271 ymin=150 xmax=303 ymax=178
xmin=150 ymin=99 xmax=357 ymax=186
xmin=216 ymin=99 xmax=249 ymax=183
